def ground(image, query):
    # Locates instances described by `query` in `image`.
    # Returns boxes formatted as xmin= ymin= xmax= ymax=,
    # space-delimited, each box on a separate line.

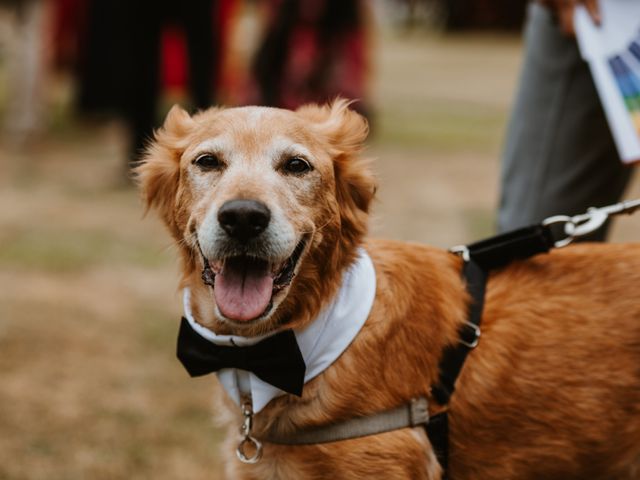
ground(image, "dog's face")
xmin=138 ymin=100 xmax=375 ymax=334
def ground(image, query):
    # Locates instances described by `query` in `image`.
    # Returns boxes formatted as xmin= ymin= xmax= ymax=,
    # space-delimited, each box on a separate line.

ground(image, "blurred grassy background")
xmin=1 ymin=25 xmax=639 ymax=480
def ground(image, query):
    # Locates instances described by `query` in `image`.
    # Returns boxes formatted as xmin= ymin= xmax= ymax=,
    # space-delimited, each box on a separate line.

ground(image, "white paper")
xmin=575 ymin=0 xmax=640 ymax=163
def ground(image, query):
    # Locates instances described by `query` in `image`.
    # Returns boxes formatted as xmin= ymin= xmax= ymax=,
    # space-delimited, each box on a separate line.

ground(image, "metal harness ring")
xmin=541 ymin=215 xmax=575 ymax=248
xmin=236 ymin=435 xmax=263 ymax=464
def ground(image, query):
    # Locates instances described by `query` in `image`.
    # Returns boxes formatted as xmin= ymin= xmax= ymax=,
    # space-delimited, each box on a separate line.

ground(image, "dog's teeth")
xmin=211 ymin=261 xmax=223 ymax=274
xmin=271 ymin=261 xmax=284 ymax=276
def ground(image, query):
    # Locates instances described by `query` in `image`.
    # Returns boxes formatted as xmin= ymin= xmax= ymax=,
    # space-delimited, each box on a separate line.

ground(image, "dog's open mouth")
xmin=202 ymin=238 xmax=307 ymax=322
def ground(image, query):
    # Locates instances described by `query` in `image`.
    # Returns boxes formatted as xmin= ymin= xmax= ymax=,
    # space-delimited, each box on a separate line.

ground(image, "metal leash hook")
xmin=543 ymin=199 xmax=640 ymax=248
xmin=236 ymin=401 xmax=263 ymax=464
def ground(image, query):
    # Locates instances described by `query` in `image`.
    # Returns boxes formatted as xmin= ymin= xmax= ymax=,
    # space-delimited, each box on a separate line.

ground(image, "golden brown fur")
xmin=138 ymin=100 xmax=640 ymax=479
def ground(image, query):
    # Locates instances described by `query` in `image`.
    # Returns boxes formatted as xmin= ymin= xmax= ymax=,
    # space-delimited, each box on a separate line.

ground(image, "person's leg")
xmin=125 ymin=0 xmax=163 ymax=168
xmin=182 ymin=0 xmax=216 ymax=110
xmin=251 ymin=0 xmax=299 ymax=106
xmin=498 ymin=2 xmax=634 ymax=240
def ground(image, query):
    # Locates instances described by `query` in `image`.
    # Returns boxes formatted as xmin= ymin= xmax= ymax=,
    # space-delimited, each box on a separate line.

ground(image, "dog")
xmin=137 ymin=99 xmax=640 ymax=479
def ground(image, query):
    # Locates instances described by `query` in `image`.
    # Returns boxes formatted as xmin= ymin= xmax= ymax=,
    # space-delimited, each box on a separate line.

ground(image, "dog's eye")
xmin=283 ymin=157 xmax=312 ymax=175
xmin=194 ymin=154 xmax=222 ymax=170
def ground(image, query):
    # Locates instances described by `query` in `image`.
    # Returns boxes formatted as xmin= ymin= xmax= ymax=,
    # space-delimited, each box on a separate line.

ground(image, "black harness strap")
xmin=426 ymin=225 xmax=555 ymax=476
xmin=431 ymin=258 xmax=486 ymax=407
xmin=464 ymin=224 xmax=555 ymax=271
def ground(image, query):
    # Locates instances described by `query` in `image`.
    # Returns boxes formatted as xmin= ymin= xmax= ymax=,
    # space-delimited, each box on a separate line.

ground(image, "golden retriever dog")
xmin=137 ymin=99 xmax=640 ymax=479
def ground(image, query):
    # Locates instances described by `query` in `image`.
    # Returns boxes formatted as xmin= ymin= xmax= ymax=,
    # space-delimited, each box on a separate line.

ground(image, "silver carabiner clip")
xmin=542 ymin=198 xmax=640 ymax=248
xmin=567 ymin=208 xmax=609 ymax=238
xmin=236 ymin=401 xmax=263 ymax=464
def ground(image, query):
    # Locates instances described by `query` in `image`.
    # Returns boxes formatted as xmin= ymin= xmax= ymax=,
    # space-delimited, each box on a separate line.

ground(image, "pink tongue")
xmin=214 ymin=259 xmax=273 ymax=322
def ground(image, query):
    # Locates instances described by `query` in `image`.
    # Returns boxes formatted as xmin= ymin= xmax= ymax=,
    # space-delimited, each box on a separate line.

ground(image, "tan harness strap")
xmin=262 ymin=397 xmax=430 ymax=445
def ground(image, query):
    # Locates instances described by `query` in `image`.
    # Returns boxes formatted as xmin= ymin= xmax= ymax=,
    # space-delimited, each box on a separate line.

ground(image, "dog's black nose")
xmin=218 ymin=199 xmax=271 ymax=242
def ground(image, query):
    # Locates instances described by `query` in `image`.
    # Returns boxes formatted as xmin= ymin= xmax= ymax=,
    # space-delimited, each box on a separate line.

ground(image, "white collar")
xmin=182 ymin=248 xmax=376 ymax=413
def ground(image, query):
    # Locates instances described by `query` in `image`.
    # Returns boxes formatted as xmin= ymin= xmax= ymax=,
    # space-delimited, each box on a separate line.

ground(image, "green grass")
xmin=136 ymin=306 xmax=181 ymax=350
xmin=0 ymin=226 xmax=171 ymax=272
xmin=375 ymin=101 xmax=508 ymax=152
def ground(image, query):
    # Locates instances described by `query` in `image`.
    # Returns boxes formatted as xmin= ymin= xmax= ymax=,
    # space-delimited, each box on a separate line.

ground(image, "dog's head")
xmin=137 ymin=100 xmax=375 ymax=335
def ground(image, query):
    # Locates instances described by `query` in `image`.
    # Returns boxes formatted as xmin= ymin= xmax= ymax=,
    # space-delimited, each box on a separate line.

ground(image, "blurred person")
xmin=249 ymin=0 xmax=372 ymax=120
xmin=498 ymin=0 xmax=636 ymax=241
xmin=2 ymin=0 xmax=47 ymax=144
xmin=75 ymin=0 xmax=222 ymax=176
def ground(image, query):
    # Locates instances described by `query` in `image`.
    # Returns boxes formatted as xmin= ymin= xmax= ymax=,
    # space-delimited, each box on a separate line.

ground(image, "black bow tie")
xmin=176 ymin=317 xmax=307 ymax=396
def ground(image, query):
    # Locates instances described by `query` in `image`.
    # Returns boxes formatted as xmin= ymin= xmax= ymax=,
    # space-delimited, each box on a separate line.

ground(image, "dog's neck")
xmin=182 ymin=248 xmax=377 ymax=412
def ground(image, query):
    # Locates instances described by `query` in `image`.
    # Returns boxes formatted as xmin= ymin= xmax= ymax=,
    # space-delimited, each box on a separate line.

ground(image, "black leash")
xmin=425 ymin=199 xmax=640 ymax=476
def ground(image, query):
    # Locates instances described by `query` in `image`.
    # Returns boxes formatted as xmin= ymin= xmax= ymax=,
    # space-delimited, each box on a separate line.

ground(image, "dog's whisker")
xmin=172 ymin=236 xmax=195 ymax=252
xmin=299 ymin=217 xmax=335 ymax=236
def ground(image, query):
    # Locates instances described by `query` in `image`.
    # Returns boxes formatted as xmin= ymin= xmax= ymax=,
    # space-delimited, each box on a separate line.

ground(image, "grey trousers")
xmin=498 ymin=3 xmax=635 ymax=240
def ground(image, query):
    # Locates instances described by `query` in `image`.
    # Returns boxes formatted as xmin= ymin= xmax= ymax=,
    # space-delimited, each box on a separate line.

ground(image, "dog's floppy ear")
xmin=297 ymin=99 xmax=376 ymax=240
xmin=136 ymin=104 xmax=194 ymax=238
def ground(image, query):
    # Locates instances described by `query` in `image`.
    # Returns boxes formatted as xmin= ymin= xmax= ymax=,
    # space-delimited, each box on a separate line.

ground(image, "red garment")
xmin=51 ymin=0 xmax=88 ymax=70
xmin=161 ymin=0 xmax=236 ymax=93
xmin=250 ymin=0 xmax=370 ymax=112
xmin=52 ymin=0 xmax=235 ymax=94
